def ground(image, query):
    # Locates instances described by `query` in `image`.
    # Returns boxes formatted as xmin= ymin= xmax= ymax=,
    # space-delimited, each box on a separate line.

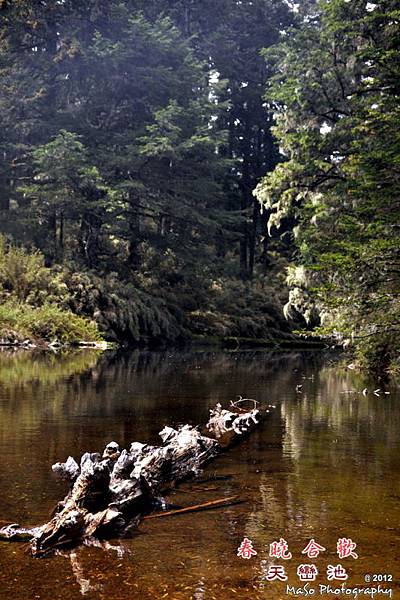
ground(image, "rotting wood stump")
xmin=0 ymin=400 xmax=274 ymax=557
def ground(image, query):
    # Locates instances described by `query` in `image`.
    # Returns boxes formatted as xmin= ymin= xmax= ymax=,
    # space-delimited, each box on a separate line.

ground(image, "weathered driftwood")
xmin=0 ymin=401 xmax=274 ymax=557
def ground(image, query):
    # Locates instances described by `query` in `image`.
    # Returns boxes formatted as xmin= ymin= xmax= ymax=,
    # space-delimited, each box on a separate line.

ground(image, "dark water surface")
xmin=0 ymin=349 xmax=399 ymax=600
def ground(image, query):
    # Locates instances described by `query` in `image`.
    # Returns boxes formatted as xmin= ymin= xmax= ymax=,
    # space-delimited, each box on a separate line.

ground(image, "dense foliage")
xmin=0 ymin=0 xmax=397 ymax=371
xmin=0 ymin=237 xmax=100 ymax=343
xmin=255 ymin=0 xmax=400 ymax=373
xmin=0 ymin=0 xmax=294 ymax=345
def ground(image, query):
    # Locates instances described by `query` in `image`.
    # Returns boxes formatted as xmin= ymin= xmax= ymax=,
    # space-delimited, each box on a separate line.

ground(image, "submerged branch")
xmin=143 ymin=495 xmax=243 ymax=520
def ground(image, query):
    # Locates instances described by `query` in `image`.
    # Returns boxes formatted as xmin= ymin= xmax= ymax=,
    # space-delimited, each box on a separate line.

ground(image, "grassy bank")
xmin=0 ymin=302 xmax=101 ymax=346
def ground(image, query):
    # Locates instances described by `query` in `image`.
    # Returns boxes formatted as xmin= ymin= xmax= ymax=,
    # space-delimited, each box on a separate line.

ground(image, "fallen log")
xmin=0 ymin=401 xmax=274 ymax=557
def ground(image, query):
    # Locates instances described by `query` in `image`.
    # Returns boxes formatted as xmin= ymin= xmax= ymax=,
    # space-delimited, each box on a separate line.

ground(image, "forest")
xmin=0 ymin=0 xmax=398 ymax=374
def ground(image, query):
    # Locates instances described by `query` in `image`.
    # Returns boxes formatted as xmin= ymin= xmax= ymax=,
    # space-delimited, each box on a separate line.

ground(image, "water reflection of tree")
xmin=281 ymin=366 xmax=399 ymax=464
xmin=241 ymin=362 xmax=400 ymax=592
xmin=0 ymin=348 xmax=309 ymax=433
xmin=0 ymin=348 xmax=100 ymax=386
xmin=254 ymin=365 xmax=399 ymax=558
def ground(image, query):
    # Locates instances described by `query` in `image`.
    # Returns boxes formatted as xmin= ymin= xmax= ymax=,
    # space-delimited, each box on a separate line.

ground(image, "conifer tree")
xmin=255 ymin=0 xmax=400 ymax=372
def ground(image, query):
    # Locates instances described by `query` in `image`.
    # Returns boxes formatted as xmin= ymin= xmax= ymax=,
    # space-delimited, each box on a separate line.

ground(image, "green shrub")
xmin=0 ymin=302 xmax=101 ymax=343
xmin=66 ymin=271 xmax=184 ymax=343
xmin=0 ymin=235 xmax=69 ymax=305
xmin=356 ymin=330 xmax=400 ymax=377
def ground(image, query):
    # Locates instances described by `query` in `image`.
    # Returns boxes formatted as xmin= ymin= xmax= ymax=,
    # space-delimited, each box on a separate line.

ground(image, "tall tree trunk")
xmin=240 ymin=130 xmax=251 ymax=279
xmin=216 ymin=227 xmax=226 ymax=259
xmin=50 ymin=209 xmax=58 ymax=263
xmin=80 ymin=212 xmax=101 ymax=268
xmin=183 ymin=0 xmax=192 ymax=36
xmin=58 ymin=211 xmax=64 ymax=263
xmin=261 ymin=215 xmax=270 ymax=275
xmin=157 ymin=214 xmax=165 ymax=237
xmin=127 ymin=191 xmax=141 ymax=271
xmin=0 ymin=152 xmax=10 ymax=211
xmin=248 ymin=200 xmax=259 ymax=279
xmin=0 ymin=183 xmax=10 ymax=211
xmin=239 ymin=205 xmax=248 ymax=278
xmin=248 ymin=124 xmax=266 ymax=279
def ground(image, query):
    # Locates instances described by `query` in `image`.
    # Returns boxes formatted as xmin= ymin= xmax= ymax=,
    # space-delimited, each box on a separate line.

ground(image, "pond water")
xmin=0 ymin=348 xmax=399 ymax=600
